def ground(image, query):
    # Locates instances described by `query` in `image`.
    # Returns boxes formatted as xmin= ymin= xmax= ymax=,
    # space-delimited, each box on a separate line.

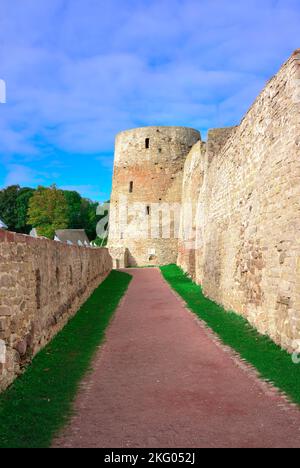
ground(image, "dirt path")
xmin=54 ymin=268 xmax=300 ymax=448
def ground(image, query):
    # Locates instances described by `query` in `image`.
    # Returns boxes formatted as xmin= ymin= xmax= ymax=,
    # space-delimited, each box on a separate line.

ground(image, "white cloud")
xmin=0 ymin=0 xmax=299 ymax=191
xmin=4 ymin=164 xmax=39 ymax=187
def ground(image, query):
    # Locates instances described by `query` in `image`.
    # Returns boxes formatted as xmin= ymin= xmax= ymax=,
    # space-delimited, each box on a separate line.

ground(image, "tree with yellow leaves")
xmin=28 ymin=185 xmax=69 ymax=239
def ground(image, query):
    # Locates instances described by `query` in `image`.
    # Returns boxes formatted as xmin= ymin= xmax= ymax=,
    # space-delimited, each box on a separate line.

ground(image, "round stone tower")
xmin=108 ymin=126 xmax=201 ymax=267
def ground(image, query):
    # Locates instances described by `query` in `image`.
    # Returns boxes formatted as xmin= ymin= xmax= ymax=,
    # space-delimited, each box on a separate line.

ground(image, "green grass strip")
xmin=160 ymin=264 xmax=300 ymax=406
xmin=0 ymin=270 xmax=132 ymax=448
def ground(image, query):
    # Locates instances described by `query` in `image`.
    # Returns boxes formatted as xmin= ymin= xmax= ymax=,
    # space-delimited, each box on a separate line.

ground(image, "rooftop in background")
xmin=55 ymin=229 xmax=90 ymax=246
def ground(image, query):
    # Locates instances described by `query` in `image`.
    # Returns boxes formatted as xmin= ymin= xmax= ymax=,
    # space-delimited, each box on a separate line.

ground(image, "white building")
xmin=0 ymin=219 xmax=8 ymax=229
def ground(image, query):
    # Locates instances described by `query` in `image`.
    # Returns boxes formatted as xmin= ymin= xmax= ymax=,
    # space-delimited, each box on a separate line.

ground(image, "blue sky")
xmin=0 ymin=0 xmax=299 ymax=202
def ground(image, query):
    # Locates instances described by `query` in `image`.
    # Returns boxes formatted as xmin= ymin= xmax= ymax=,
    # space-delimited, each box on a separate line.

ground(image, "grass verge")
xmin=0 ymin=270 xmax=132 ymax=448
xmin=160 ymin=264 xmax=300 ymax=406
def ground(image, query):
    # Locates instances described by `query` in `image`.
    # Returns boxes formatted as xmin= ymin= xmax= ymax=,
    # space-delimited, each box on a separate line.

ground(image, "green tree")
xmin=63 ymin=190 xmax=82 ymax=229
xmin=63 ymin=190 xmax=104 ymax=240
xmin=15 ymin=187 xmax=35 ymax=234
xmin=28 ymin=185 xmax=69 ymax=239
xmin=78 ymin=198 xmax=98 ymax=240
xmin=0 ymin=185 xmax=20 ymax=231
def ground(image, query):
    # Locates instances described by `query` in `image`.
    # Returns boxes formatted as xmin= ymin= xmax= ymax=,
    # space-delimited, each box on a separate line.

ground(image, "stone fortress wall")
xmin=0 ymin=230 xmax=112 ymax=391
xmin=108 ymin=126 xmax=200 ymax=266
xmin=109 ymin=50 xmax=300 ymax=352
xmin=178 ymin=127 xmax=236 ymax=283
xmin=177 ymin=140 xmax=206 ymax=279
xmin=178 ymin=50 xmax=300 ymax=352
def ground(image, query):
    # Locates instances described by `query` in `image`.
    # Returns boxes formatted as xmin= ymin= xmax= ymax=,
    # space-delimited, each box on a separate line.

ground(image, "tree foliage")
xmin=0 ymin=185 xmax=20 ymax=231
xmin=0 ymin=184 xmax=105 ymax=241
xmin=63 ymin=190 xmax=82 ymax=229
xmin=79 ymin=198 xmax=99 ymax=240
xmin=63 ymin=191 xmax=102 ymax=240
xmin=28 ymin=185 xmax=69 ymax=239
xmin=15 ymin=188 xmax=35 ymax=234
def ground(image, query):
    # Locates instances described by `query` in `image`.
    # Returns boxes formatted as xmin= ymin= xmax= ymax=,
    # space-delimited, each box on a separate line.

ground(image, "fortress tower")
xmin=108 ymin=126 xmax=201 ymax=267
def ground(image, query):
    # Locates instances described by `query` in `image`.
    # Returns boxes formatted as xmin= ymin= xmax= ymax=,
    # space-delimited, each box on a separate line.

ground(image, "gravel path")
xmin=54 ymin=268 xmax=300 ymax=448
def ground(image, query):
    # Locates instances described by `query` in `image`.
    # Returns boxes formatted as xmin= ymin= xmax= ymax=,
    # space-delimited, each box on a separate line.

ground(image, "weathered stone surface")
xmin=0 ymin=340 xmax=6 ymax=365
xmin=178 ymin=50 xmax=300 ymax=352
xmin=0 ymin=274 xmax=15 ymax=288
xmin=177 ymin=141 xmax=206 ymax=281
xmin=0 ymin=231 xmax=112 ymax=391
xmin=108 ymin=126 xmax=201 ymax=267
xmin=15 ymin=340 xmax=27 ymax=357
xmin=0 ymin=306 xmax=11 ymax=316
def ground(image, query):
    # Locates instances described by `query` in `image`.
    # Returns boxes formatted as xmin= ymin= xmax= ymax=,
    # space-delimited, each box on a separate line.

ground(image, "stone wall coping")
xmin=0 ymin=229 xmax=106 ymax=251
xmin=115 ymin=126 xmax=201 ymax=138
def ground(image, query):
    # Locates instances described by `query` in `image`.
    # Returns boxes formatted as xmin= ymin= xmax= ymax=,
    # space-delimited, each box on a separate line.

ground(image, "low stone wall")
xmin=0 ymin=229 xmax=112 ymax=391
